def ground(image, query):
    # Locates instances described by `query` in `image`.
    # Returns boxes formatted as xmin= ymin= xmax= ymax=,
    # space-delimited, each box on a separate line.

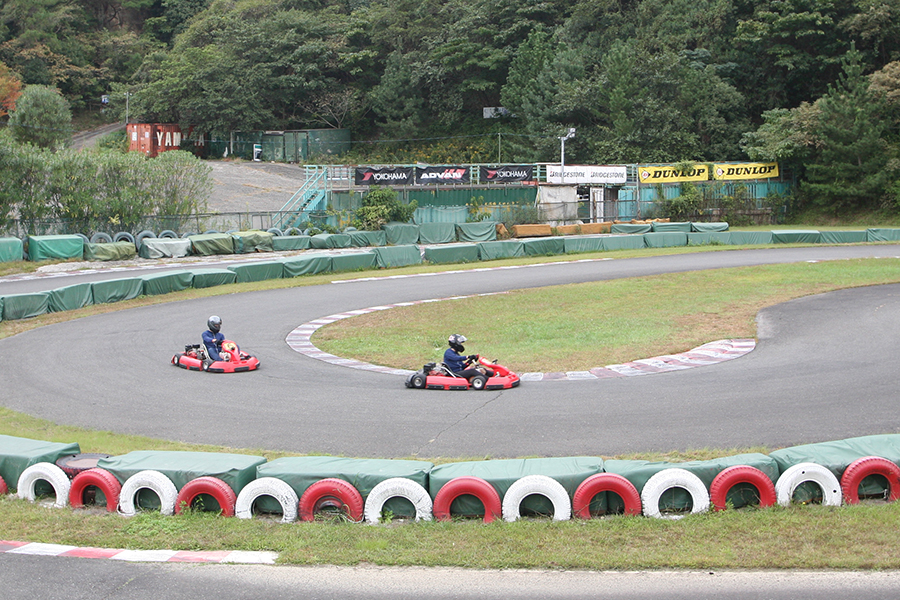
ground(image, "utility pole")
xmin=559 ymin=128 xmax=575 ymax=183
xmin=124 ymin=92 xmax=132 ymax=124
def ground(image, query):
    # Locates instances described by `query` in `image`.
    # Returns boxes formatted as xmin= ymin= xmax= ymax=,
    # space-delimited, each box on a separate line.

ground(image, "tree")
xmin=7 ymin=84 xmax=72 ymax=149
xmin=0 ymin=61 xmax=22 ymax=117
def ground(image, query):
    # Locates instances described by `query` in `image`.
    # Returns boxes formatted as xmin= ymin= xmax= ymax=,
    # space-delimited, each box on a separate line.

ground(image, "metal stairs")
xmin=273 ymin=165 xmax=330 ymax=230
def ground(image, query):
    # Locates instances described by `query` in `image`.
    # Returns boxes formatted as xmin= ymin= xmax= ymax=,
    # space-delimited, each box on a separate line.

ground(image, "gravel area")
xmin=207 ymin=160 xmax=308 ymax=213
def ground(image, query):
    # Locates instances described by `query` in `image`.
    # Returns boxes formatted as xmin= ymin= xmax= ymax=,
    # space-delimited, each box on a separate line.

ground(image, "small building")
xmin=127 ymin=123 xmax=204 ymax=157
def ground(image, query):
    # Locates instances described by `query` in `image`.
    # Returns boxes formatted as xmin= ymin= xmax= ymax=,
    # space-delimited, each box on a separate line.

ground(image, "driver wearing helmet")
xmin=202 ymin=315 xmax=226 ymax=362
xmin=444 ymin=334 xmax=492 ymax=380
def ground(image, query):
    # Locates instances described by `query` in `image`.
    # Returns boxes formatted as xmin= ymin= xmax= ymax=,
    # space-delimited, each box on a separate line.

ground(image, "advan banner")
xmin=355 ymin=166 xmax=415 ymax=185
xmin=415 ymin=166 xmax=471 ymax=184
xmin=546 ymin=165 xmax=628 ymax=184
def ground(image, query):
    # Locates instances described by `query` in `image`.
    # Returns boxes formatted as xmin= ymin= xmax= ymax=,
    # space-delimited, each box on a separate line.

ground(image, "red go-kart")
xmin=405 ymin=355 xmax=520 ymax=391
xmin=172 ymin=340 xmax=260 ymax=373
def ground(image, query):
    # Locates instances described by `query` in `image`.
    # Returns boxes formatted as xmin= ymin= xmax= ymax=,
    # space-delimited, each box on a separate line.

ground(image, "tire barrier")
xmin=572 ymin=473 xmax=642 ymax=518
xmin=69 ymin=468 xmax=122 ymax=512
xmin=17 ymin=462 xmax=71 ymax=509
xmin=0 ymin=475 xmax=6 ymax=495
xmin=113 ymin=232 xmax=135 ymax=245
xmin=158 ymin=230 xmax=178 ymax=239
xmin=839 ymin=456 xmax=900 ymax=504
xmin=298 ymin=478 xmax=364 ymax=522
xmin=775 ymin=463 xmax=842 ymax=507
xmin=433 ymin=476 xmax=502 ymax=523
xmin=235 ymin=477 xmax=299 ymax=523
xmin=641 ymin=468 xmax=710 ymax=519
xmin=118 ymin=469 xmax=179 ymax=517
xmin=364 ymin=477 xmax=433 ymax=524
xmin=56 ymin=453 xmax=112 ymax=479
xmin=89 ymin=232 xmax=113 ymax=244
xmin=709 ymin=465 xmax=777 ymax=511
xmin=502 ymin=475 xmax=571 ymax=522
xmin=267 ymin=227 xmax=283 ymax=237
xmin=175 ymin=476 xmax=237 ymax=517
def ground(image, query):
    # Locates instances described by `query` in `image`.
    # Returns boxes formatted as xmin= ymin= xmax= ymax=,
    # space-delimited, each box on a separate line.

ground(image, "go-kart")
xmin=171 ymin=340 xmax=260 ymax=373
xmin=405 ymin=355 xmax=520 ymax=391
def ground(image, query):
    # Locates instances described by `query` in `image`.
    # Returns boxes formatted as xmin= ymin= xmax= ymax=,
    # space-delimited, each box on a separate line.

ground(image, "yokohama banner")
xmin=355 ymin=167 xmax=414 ymax=185
xmin=415 ymin=166 xmax=470 ymax=184
xmin=479 ymin=165 xmax=535 ymax=183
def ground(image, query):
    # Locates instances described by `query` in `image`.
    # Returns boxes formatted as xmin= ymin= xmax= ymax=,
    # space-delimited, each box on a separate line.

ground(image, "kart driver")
xmin=202 ymin=315 xmax=226 ymax=362
xmin=444 ymin=333 xmax=493 ymax=380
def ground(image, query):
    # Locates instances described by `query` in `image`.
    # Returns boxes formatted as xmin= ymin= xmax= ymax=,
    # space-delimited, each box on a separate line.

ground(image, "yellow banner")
xmin=712 ymin=163 xmax=779 ymax=180
xmin=638 ymin=165 xmax=709 ymax=184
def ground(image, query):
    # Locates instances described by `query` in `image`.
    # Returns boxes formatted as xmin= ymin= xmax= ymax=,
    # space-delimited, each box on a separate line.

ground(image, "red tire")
xmin=298 ymin=478 xmax=364 ymax=522
xmin=709 ymin=465 xmax=776 ymax=511
xmin=175 ymin=476 xmax=237 ymax=516
xmin=432 ymin=476 xmax=502 ymax=523
xmin=840 ymin=456 xmax=900 ymax=504
xmin=572 ymin=473 xmax=641 ymax=518
xmin=0 ymin=475 xmax=7 ymax=495
xmin=69 ymin=468 xmax=122 ymax=512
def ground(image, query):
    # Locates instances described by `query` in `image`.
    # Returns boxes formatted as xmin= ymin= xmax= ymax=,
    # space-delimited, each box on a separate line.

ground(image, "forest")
xmin=1 ymin=0 xmax=900 ymax=213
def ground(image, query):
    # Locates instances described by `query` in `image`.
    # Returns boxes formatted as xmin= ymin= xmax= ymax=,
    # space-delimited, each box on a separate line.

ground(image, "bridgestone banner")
xmin=415 ymin=166 xmax=470 ymax=184
xmin=713 ymin=163 xmax=779 ymax=180
xmin=546 ymin=165 xmax=627 ymax=184
xmin=479 ymin=165 xmax=535 ymax=183
xmin=638 ymin=165 xmax=709 ymax=184
xmin=355 ymin=166 xmax=414 ymax=185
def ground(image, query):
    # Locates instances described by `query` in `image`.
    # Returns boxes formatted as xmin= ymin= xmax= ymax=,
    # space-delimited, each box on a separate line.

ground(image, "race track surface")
xmin=2 ymin=245 xmax=900 ymax=458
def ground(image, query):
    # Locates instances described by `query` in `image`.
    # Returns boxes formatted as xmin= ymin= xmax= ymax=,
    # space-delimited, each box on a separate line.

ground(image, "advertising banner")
xmin=415 ymin=166 xmax=470 ymax=184
xmin=546 ymin=165 xmax=627 ymax=185
xmin=479 ymin=165 xmax=535 ymax=183
xmin=638 ymin=165 xmax=709 ymax=184
xmin=355 ymin=166 xmax=414 ymax=186
xmin=713 ymin=163 xmax=779 ymax=180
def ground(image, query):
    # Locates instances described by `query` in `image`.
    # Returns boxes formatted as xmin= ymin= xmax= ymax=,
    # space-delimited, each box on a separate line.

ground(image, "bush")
xmin=354 ymin=187 xmax=417 ymax=230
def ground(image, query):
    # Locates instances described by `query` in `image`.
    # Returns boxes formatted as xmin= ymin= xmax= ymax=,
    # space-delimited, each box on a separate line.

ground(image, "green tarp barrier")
xmin=424 ymin=243 xmax=480 ymax=264
xmin=189 ymin=233 xmax=235 ymax=256
xmin=772 ymin=230 xmax=821 ymax=244
xmin=611 ymin=224 xmax=651 ymax=234
xmin=728 ymin=231 xmax=773 ymax=245
xmin=820 ymin=231 xmax=867 ymax=244
xmin=688 ymin=232 xmax=732 ymax=246
xmin=83 ymin=241 xmax=136 ymax=262
xmin=27 ymin=235 xmax=83 ymax=261
xmin=563 ymin=236 xmax=607 ymax=253
xmin=644 ymin=232 xmax=688 ymax=248
xmin=281 ymin=254 xmax=333 ymax=277
xmin=456 ymin=221 xmax=497 ymax=243
xmin=522 ymin=237 xmax=565 ymax=256
xmin=231 ymin=230 xmax=274 ymax=253
xmin=418 ymin=222 xmax=457 ymax=244
xmin=227 ymin=261 xmax=284 ymax=283
xmin=692 ymin=222 xmax=729 ymax=232
xmin=0 ymin=297 xmax=3 ymax=322
xmin=272 ymin=235 xmax=311 ymax=252
xmin=602 ymin=235 xmax=645 ymax=251
xmin=331 ymin=251 xmax=377 ymax=272
xmin=347 ymin=230 xmax=386 ymax=247
xmin=0 ymin=237 xmax=23 ymax=262
xmin=139 ymin=238 xmax=191 ymax=259
xmin=383 ymin=222 xmax=420 ymax=246
xmin=190 ymin=268 xmax=237 ymax=288
xmin=257 ymin=456 xmax=434 ymax=517
xmin=2 ymin=292 xmax=49 ymax=320
xmin=140 ymin=270 xmax=194 ymax=295
xmin=477 ymin=240 xmax=525 ymax=260
xmin=48 ymin=282 xmax=93 ymax=312
xmin=373 ymin=245 xmax=422 ymax=268
xmin=651 ymin=221 xmax=691 ymax=233
xmin=91 ymin=277 xmax=144 ymax=304
xmin=867 ymin=228 xmax=900 ymax=242
xmin=310 ymin=233 xmax=351 ymax=249
xmin=429 ymin=457 xmax=604 ymax=516
xmin=0 ymin=435 xmax=80 ymax=493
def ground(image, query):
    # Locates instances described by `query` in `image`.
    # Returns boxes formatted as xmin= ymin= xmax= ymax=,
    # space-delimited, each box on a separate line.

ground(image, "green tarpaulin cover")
xmin=281 ymin=254 xmax=332 ymax=277
xmin=692 ymin=222 xmax=729 ymax=232
xmin=644 ymin=232 xmax=688 ymax=248
xmin=27 ymin=235 xmax=83 ymax=261
xmin=477 ymin=240 xmax=524 ymax=260
xmin=2 ymin=292 xmax=49 ymax=320
xmin=347 ymin=230 xmax=386 ymax=247
xmin=189 ymin=233 xmax=235 ymax=256
xmin=139 ymin=238 xmax=191 ymax=259
xmin=417 ymin=222 xmax=456 ymax=244
xmin=820 ymin=231 xmax=867 ymax=244
xmin=522 ymin=237 xmax=565 ymax=256
xmin=0 ymin=237 xmax=23 ymax=262
xmin=140 ymin=270 xmax=194 ymax=295
xmin=424 ymin=244 xmax=480 ymax=264
xmin=310 ymin=233 xmax=351 ymax=249
xmin=456 ymin=221 xmax=497 ymax=243
xmin=383 ymin=222 xmax=419 ymax=246
xmin=374 ymin=245 xmax=422 ymax=268
xmin=563 ymin=236 xmax=607 ymax=254
xmin=83 ymin=241 xmax=136 ymax=262
xmin=0 ymin=434 xmax=80 ymax=493
xmin=772 ymin=230 xmax=821 ymax=244
xmin=331 ymin=251 xmax=377 ymax=272
xmin=651 ymin=221 xmax=691 ymax=233
xmin=687 ymin=232 xmax=731 ymax=246
xmin=231 ymin=230 xmax=274 ymax=253
xmin=867 ymin=228 xmax=900 ymax=242
xmin=272 ymin=235 xmax=311 ymax=252
xmin=48 ymin=282 xmax=93 ymax=312
xmin=190 ymin=268 xmax=236 ymax=288
xmin=729 ymin=231 xmax=773 ymax=245
xmin=91 ymin=277 xmax=143 ymax=304
xmin=227 ymin=261 xmax=284 ymax=283
xmin=602 ymin=235 xmax=645 ymax=251
xmin=98 ymin=450 xmax=266 ymax=494
xmin=611 ymin=224 xmax=651 ymax=234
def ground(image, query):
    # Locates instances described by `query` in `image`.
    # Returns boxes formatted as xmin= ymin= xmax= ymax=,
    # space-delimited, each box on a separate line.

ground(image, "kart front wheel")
xmin=470 ymin=375 xmax=487 ymax=390
xmin=411 ymin=373 xmax=426 ymax=389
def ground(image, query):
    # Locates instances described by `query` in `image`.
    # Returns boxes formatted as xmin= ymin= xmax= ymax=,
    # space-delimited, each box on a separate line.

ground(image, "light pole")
xmin=559 ymin=127 xmax=575 ymax=183
xmin=124 ymin=92 xmax=132 ymax=125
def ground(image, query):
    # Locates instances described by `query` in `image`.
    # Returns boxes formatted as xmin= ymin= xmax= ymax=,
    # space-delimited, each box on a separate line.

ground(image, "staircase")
xmin=273 ymin=165 xmax=330 ymax=230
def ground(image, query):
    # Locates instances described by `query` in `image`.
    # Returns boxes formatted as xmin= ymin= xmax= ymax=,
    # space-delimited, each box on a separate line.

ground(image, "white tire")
xmin=364 ymin=477 xmax=433 ymax=524
xmin=235 ymin=477 xmax=298 ymax=523
xmin=775 ymin=462 xmax=842 ymax=507
xmin=118 ymin=470 xmax=178 ymax=517
xmin=641 ymin=468 xmax=710 ymax=520
xmin=502 ymin=474 xmax=571 ymax=522
xmin=17 ymin=462 xmax=71 ymax=509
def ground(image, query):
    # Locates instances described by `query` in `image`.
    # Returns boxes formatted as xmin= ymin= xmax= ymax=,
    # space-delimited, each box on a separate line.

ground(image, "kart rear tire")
xmin=470 ymin=375 xmax=487 ymax=390
xmin=411 ymin=373 xmax=426 ymax=389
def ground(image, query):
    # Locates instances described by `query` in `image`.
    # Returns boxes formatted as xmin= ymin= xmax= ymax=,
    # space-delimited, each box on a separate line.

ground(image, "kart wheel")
xmin=411 ymin=373 xmax=426 ymax=389
xmin=470 ymin=375 xmax=487 ymax=390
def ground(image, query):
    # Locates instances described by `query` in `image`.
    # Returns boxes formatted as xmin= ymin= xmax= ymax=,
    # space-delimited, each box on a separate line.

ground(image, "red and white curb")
xmin=286 ymin=297 xmax=756 ymax=380
xmin=0 ymin=540 xmax=277 ymax=564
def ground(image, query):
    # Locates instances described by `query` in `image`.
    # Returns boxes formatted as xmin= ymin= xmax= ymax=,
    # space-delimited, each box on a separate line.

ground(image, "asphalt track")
xmin=3 ymin=244 xmax=900 ymax=458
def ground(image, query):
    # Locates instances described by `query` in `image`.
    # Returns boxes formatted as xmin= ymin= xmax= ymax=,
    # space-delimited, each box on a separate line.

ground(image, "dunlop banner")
xmin=713 ymin=163 xmax=779 ymax=180
xmin=638 ymin=165 xmax=709 ymax=184
xmin=355 ymin=166 xmax=414 ymax=185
